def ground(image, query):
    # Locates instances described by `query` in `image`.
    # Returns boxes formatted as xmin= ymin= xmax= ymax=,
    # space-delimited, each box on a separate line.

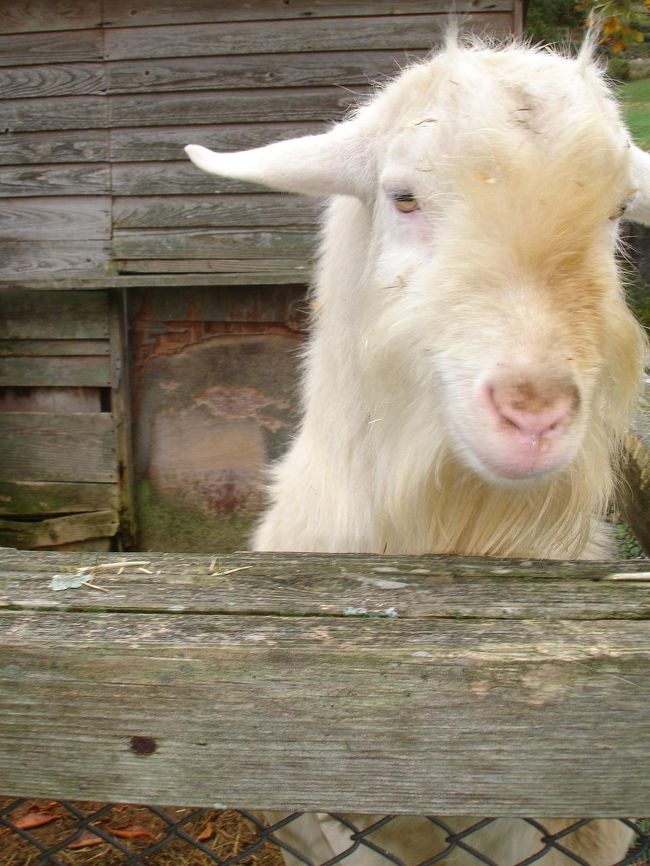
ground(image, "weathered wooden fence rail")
xmin=1 ymin=549 xmax=649 ymax=816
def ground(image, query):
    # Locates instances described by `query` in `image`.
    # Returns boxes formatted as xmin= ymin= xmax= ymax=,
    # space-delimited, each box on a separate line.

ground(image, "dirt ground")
xmin=0 ymin=798 xmax=285 ymax=866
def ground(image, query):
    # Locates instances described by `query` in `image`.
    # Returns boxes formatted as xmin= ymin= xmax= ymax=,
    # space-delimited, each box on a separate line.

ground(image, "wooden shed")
xmin=0 ymin=0 xmax=524 ymax=552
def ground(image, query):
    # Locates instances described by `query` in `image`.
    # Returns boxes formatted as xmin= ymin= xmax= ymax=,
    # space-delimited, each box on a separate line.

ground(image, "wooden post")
xmin=109 ymin=287 xmax=137 ymax=548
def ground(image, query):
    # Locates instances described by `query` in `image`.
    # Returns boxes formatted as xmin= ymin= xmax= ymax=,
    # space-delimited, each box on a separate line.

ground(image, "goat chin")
xmin=186 ymin=30 xmax=649 ymax=866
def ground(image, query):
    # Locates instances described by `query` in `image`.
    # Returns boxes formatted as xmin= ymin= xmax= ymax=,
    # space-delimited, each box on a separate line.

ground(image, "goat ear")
xmin=185 ymin=122 xmax=371 ymax=198
xmin=627 ymin=145 xmax=650 ymax=225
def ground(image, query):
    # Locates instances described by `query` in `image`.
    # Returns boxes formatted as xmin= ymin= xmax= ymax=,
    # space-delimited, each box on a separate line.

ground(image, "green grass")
xmin=619 ymin=78 xmax=650 ymax=150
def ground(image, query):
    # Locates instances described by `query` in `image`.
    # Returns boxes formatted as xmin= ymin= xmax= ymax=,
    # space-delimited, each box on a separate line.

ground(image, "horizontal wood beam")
xmin=112 ymin=227 xmax=315 ymax=260
xmin=0 ymin=29 xmax=103 ymax=67
xmin=112 ymin=194 xmax=320 ymax=230
xmin=0 ymin=413 xmax=117 ymax=483
xmin=0 ymin=163 xmax=110 ymax=198
xmin=0 ymin=339 xmax=110 ymax=357
xmin=0 ymin=290 xmax=109 ymax=340
xmin=0 ymin=273 xmax=308 ymax=290
xmin=0 ymin=355 xmax=111 ymax=387
xmin=103 ymin=0 xmax=515 ymax=29
xmin=0 ymin=481 xmax=118 ymax=516
xmin=0 ymin=240 xmax=110 ymax=280
xmin=115 ymin=258 xmax=310 ymax=276
xmin=0 ymin=509 xmax=118 ymax=547
xmin=0 ymin=129 xmax=109 ymax=166
xmin=106 ymin=51 xmax=424 ymax=95
xmin=103 ymin=15 xmax=512 ymax=62
xmin=110 ymin=122 xmax=321 ymax=164
xmin=0 ymin=1 xmax=102 ymax=35
xmin=1 ymin=550 xmax=648 ymax=815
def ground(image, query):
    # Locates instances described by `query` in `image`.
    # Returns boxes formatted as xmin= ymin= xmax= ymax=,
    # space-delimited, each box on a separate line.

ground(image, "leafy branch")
xmin=576 ymin=0 xmax=648 ymax=52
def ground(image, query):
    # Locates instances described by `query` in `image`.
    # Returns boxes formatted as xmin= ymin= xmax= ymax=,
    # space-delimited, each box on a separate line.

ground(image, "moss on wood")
xmin=135 ymin=480 xmax=253 ymax=552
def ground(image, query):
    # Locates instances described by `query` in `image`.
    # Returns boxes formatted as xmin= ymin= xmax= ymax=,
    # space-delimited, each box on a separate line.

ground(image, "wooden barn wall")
xmin=108 ymin=0 xmax=515 ymax=278
xmin=0 ymin=0 xmax=519 ymax=551
xmin=0 ymin=288 xmax=125 ymax=550
xmin=0 ymin=0 xmax=517 ymax=282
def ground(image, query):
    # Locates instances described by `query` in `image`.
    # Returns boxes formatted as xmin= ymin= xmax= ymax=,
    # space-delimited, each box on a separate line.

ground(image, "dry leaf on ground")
xmin=5 ymin=810 xmax=61 ymax=832
xmin=196 ymin=821 xmax=213 ymax=842
xmin=66 ymin=830 xmax=105 ymax=849
xmin=108 ymin=823 xmax=157 ymax=840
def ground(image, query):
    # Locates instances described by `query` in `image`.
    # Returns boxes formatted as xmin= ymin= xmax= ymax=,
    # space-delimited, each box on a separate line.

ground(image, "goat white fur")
xmin=187 ymin=35 xmax=649 ymax=866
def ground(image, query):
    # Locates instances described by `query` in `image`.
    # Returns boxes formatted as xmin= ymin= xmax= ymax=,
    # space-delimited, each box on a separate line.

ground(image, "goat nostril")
xmin=486 ymin=378 xmax=577 ymax=438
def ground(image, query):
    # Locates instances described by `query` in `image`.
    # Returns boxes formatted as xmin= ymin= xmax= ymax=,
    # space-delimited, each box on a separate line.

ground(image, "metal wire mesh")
xmin=0 ymin=800 xmax=648 ymax=866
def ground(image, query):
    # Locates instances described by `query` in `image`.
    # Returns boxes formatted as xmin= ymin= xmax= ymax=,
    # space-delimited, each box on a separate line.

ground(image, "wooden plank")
xmin=111 ymin=161 xmax=269 ymax=196
xmin=109 ymin=88 xmax=363 ymax=129
xmin=0 ymin=273 xmax=308 ymax=290
xmin=0 ymin=510 xmax=118 ymax=548
xmin=0 ymin=241 xmax=109 ymax=280
xmin=0 ymin=198 xmax=110 ymax=241
xmin=0 ymin=291 xmax=109 ymax=340
xmin=2 ymin=551 xmax=649 ymax=620
xmin=47 ymin=537 xmax=112 ymax=552
xmin=0 ymin=551 xmax=648 ymax=814
xmin=2 ymin=95 xmax=107 ymax=133
xmin=116 ymin=258 xmax=311 ymax=276
xmin=514 ymin=0 xmax=525 ymax=36
xmin=129 ymin=283 xmax=306 ymax=325
xmin=113 ymin=194 xmax=321 ymax=229
xmin=108 ymin=288 xmax=137 ymax=548
xmin=0 ymin=340 xmax=109 ymax=357
xmin=104 ymin=14 xmax=512 ymax=61
xmin=0 ymin=30 xmax=103 ymax=67
xmin=0 ymin=1 xmax=101 ymax=34
xmin=0 ymin=164 xmax=110 ymax=197
xmin=0 ymin=130 xmax=109 ymax=166
xmin=105 ymin=0 xmax=515 ymax=27
xmin=113 ymin=228 xmax=315 ymax=261
xmin=0 ymin=356 xmax=111 ymax=387
xmin=0 ymin=481 xmax=118 ymax=516
xmin=110 ymin=123 xmax=320 ymax=163
xmin=107 ymin=51 xmax=421 ymax=94
xmin=0 ymin=388 xmax=101 ymax=414
xmin=0 ymin=413 xmax=117 ymax=483
xmin=0 ymin=64 xmax=105 ymax=100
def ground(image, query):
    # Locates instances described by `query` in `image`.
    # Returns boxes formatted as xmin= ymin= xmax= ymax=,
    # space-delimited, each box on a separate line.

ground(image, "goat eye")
xmin=393 ymin=193 xmax=419 ymax=213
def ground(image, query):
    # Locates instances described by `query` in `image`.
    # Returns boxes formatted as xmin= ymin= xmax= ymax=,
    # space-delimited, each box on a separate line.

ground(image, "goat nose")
xmin=487 ymin=377 xmax=578 ymax=438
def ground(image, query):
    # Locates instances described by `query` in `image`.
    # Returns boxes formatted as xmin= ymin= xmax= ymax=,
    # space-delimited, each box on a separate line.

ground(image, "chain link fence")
xmin=1 ymin=800 xmax=649 ymax=866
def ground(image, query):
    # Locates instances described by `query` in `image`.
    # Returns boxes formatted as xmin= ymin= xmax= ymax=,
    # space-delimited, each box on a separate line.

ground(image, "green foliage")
xmin=624 ymin=265 xmax=650 ymax=335
xmin=619 ymin=77 xmax=650 ymax=149
xmin=612 ymin=522 xmax=644 ymax=558
xmin=635 ymin=819 xmax=650 ymax=864
xmin=578 ymin=0 xmax=648 ymax=52
xmin=525 ymin=0 xmax=584 ymax=44
xmin=526 ymin=0 xmax=648 ymax=53
xmin=607 ymin=55 xmax=631 ymax=79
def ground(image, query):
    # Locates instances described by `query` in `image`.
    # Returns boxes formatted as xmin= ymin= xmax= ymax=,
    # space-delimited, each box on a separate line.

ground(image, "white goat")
xmin=187 ymin=34 xmax=650 ymax=866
